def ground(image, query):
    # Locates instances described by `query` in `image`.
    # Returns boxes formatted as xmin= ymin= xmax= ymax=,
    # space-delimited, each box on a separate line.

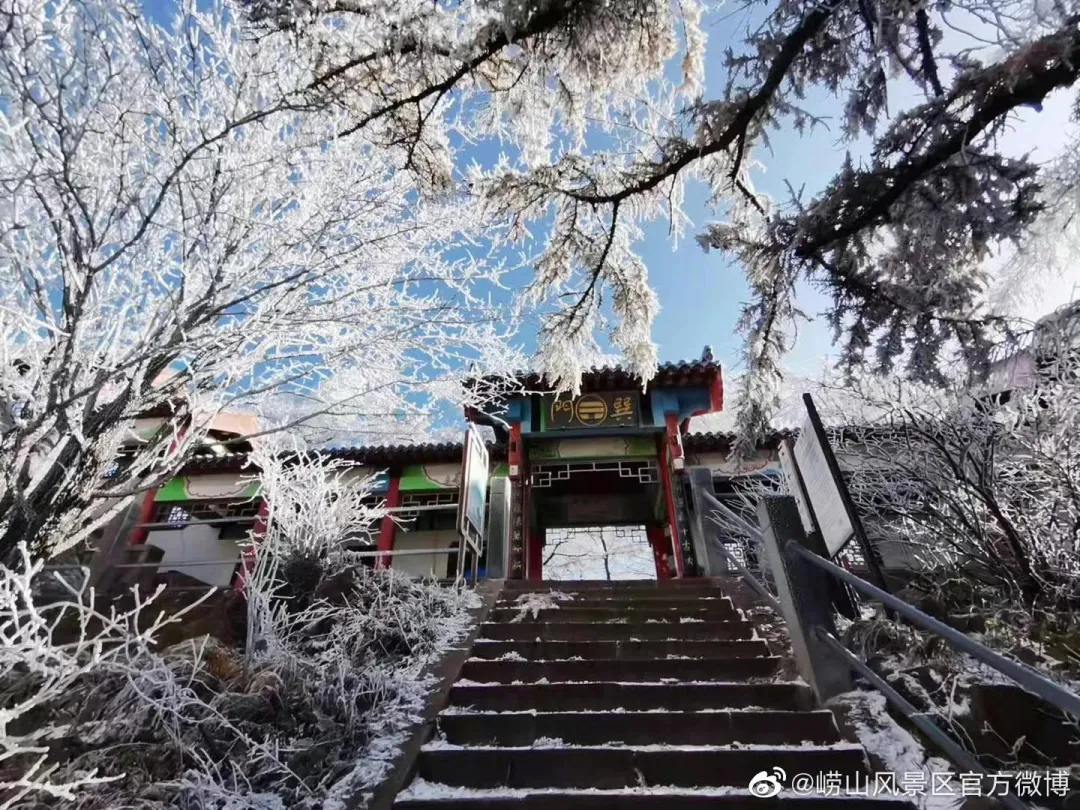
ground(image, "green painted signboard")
xmin=154 ymin=475 xmax=261 ymax=502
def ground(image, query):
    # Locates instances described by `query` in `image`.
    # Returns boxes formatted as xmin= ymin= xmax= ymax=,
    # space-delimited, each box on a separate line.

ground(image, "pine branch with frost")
xmin=267 ymin=0 xmax=1080 ymax=448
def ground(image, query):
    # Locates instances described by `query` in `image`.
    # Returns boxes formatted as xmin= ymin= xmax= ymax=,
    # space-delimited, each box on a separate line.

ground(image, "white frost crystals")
xmin=508 ymin=590 xmax=576 ymax=622
xmin=0 ymin=441 xmax=481 ymax=810
xmin=0 ymin=0 xmax=522 ymax=564
xmin=0 ymin=543 xmax=213 ymax=809
xmin=829 ymin=691 xmax=957 ymax=810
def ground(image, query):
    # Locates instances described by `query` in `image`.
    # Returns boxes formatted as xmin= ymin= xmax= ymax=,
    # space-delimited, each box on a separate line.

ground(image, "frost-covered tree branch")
xmin=818 ymin=325 xmax=1080 ymax=607
xmin=0 ymin=0 xmax=523 ymax=562
xmin=0 ymin=543 xmax=213 ymax=808
xmin=241 ymin=439 xmax=385 ymax=656
xmin=252 ymin=0 xmax=1080 ymax=442
xmin=1 ymin=450 xmax=478 ymax=809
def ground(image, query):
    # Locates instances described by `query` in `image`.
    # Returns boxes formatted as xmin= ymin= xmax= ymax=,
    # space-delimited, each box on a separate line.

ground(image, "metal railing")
xmin=706 ymin=530 xmax=781 ymax=614
xmin=790 ymin=543 xmax=1080 ymax=718
xmin=100 ymin=500 xmax=470 ymax=579
xmin=691 ymin=484 xmax=1079 ymax=810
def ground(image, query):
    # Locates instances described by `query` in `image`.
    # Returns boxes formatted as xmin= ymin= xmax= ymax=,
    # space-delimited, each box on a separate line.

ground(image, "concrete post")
xmin=757 ymin=495 xmax=851 ymax=702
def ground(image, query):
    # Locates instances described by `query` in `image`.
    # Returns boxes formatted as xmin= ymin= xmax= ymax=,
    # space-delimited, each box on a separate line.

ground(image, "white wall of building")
xmin=146 ymin=524 xmax=241 ymax=587
xmin=391 ymin=529 xmax=457 ymax=579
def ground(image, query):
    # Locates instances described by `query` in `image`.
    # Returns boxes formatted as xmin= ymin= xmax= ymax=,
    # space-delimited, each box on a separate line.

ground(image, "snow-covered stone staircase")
xmin=395 ymin=579 xmax=909 ymax=809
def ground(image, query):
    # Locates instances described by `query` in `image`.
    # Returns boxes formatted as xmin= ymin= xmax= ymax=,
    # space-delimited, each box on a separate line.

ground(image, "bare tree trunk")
xmin=598 ymin=530 xmax=612 ymax=581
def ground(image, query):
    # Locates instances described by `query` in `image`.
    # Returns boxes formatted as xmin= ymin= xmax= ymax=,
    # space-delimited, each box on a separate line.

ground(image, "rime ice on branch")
xmin=0 ymin=0 xmax=521 ymax=562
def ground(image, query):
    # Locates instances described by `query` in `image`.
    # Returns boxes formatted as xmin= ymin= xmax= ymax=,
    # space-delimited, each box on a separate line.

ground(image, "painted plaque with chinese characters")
xmin=544 ymin=391 xmax=640 ymax=430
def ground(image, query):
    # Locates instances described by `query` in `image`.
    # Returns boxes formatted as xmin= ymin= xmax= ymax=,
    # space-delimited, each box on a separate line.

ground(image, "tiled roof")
xmin=683 ymin=430 xmax=795 ymax=452
xmin=181 ymin=430 xmax=807 ymax=474
xmin=326 ymin=441 xmax=479 ymax=464
xmin=180 ymin=441 xmax=506 ymax=474
xmin=684 ymin=425 xmax=917 ymax=452
xmin=469 ymin=347 xmax=722 ymax=396
xmin=509 ymin=357 xmax=721 ymax=393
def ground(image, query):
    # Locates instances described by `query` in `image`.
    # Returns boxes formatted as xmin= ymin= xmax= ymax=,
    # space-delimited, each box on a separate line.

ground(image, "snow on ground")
xmin=439 ymin=705 xmax=785 ymax=715
xmin=397 ymin=779 xmax=915 ymax=802
xmin=14 ymin=568 xmax=481 ymax=810
xmin=830 ymin=690 xmax=959 ymax=810
xmin=421 ymin=739 xmax=865 ymax=752
xmin=509 ymin=591 xmax=575 ymax=621
xmin=450 ymin=678 xmax=795 ymax=686
xmin=321 ymin=583 xmax=481 ymax=810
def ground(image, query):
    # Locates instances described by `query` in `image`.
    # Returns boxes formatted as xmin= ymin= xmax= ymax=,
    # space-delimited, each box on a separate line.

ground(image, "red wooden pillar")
xmin=664 ymin=413 xmax=685 ymax=470
xmin=128 ymin=490 xmax=158 ymax=547
xmin=234 ymin=497 xmax=268 ymax=592
xmin=647 ymin=526 xmax=672 ymax=580
xmin=376 ymin=475 xmax=401 ymax=570
xmin=527 ymin=527 xmax=543 ymax=581
xmin=659 ymin=427 xmax=686 ymax=578
xmin=507 ymin=423 xmax=527 ymax=579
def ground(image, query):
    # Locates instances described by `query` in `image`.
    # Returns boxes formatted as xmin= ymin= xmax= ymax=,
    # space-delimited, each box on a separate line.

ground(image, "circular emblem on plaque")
xmin=574 ymin=394 xmax=608 ymax=425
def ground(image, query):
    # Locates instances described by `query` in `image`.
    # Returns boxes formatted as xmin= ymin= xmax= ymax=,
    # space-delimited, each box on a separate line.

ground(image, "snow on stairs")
xmin=394 ymin=579 xmax=912 ymax=809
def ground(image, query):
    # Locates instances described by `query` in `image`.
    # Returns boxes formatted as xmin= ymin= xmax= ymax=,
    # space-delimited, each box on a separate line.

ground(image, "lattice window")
xmin=149 ymin=499 xmax=261 ymax=527
xmin=102 ymin=453 xmax=137 ymax=480
xmin=530 ymin=459 xmax=659 ymax=488
xmin=398 ymin=490 xmax=458 ymax=531
xmin=163 ymin=505 xmax=190 ymax=527
xmin=837 ymin=542 xmax=867 ymax=570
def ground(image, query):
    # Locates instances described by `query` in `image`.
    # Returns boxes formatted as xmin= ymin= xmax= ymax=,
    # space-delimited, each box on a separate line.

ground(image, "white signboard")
xmin=458 ymin=426 xmax=489 ymax=547
xmin=786 ymin=417 xmax=854 ymax=557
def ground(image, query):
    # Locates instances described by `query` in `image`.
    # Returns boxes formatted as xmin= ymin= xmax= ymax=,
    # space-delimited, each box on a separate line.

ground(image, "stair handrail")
xmin=697 ymin=487 xmax=1080 ymax=720
xmin=697 ymin=489 xmax=781 ymax=614
xmin=691 ymin=485 xmax=1079 ymax=810
xmin=789 ymin=541 xmax=1080 ymax=719
xmin=705 ymin=527 xmax=782 ymax=614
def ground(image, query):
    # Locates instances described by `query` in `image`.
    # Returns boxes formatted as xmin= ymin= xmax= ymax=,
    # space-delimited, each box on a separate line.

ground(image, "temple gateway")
xmin=95 ymin=349 xmax=806 ymax=589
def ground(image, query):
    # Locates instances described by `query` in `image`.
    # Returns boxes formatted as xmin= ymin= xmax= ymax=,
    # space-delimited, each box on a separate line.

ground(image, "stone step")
xmin=415 ymin=745 xmax=868 ymax=790
xmin=487 ymin=606 xmax=740 ymax=623
xmin=502 ymin=580 xmax=726 ymax=592
xmin=498 ymin=591 xmax=730 ymax=601
xmin=438 ymin=709 xmax=842 ymax=747
xmin=460 ymin=657 xmax=780 ymax=684
xmin=448 ymin=682 xmax=814 ymax=713
xmin=478 ymin=621 xmax=753 ymax=642
xmin=494 ymin=591 xmax=734 ymax=604
xmin=396 ymin=796 xmax=914 ymax=810
xmin=468 ymin=639 xmax=770 ymax=661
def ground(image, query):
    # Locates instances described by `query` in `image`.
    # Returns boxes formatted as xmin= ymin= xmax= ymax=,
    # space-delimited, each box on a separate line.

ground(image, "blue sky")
xmin=140 ymin=0 xmax=844 ymax=379
xmin=581 ymin=10 xmax=1076 ymax=375
xmin=628 ymin=12 xmax=848 ymax=374
xmin=140 ymin=1 xmax=1077 ymax=385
